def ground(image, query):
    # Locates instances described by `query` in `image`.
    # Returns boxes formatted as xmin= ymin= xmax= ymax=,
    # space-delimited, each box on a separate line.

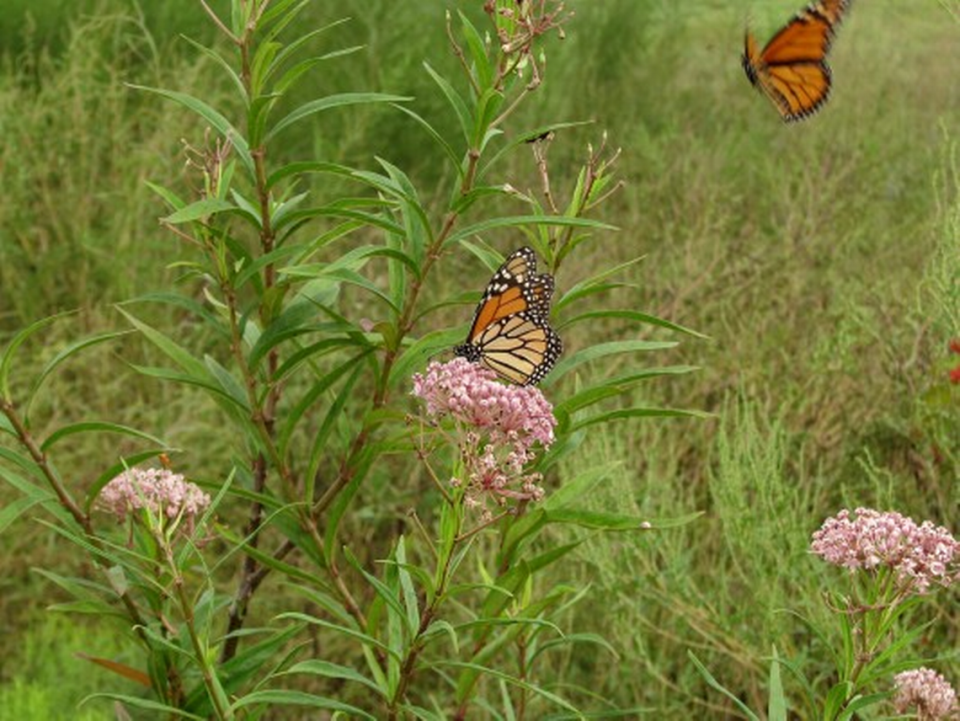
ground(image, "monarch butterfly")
xmin=742 ymin=0 xmax=852 ymax=122
xmin=454 ymin=247 xmax=562 ymax=386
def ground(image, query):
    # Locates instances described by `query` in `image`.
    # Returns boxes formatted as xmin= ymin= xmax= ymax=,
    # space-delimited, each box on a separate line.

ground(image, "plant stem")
xmin=387 ymin=505 xmax=462 ymax=717
xmin=0 ymin=399 xmax=92 ymax=534
xmin=165 ymin=538 xmax=233 ymax=720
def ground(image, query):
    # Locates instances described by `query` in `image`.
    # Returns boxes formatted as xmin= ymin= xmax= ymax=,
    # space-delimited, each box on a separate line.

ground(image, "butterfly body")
xmin=743 ymin=0 xmax=851 ymax=122
xmin=454 ymin=247 xmax=562 ymax=386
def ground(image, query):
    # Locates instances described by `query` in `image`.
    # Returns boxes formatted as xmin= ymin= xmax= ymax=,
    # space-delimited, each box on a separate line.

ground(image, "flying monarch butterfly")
xmin=454 ymin=247 xmax=562 ymax=386
xmin=742 ymin=0 xmax=852 ymax=122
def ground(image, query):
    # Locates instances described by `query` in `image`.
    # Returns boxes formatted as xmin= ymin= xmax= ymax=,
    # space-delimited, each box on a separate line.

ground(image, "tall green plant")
xmin=0 ymin=0 xmax=701 ymax=717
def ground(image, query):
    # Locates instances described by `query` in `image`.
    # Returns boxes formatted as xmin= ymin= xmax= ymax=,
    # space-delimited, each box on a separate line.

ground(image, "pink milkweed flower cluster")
xmin=99 ymin=467 xmax=211 ymax=534
xmin=893 ymin=668 xmax=958 ymax=720
xmin=412 ymin=358 xmax=557 ymax=516
xmin=810 ymin=508 xmax=960 ymax=595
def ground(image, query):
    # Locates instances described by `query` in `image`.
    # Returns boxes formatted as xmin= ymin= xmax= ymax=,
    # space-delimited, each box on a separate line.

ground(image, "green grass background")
xmin=0 ymin=0 xmax=957 ymax=717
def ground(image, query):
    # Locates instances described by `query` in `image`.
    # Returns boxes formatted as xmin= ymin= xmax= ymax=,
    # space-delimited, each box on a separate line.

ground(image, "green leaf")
xmin=278 ymin=351 xmax=368 ymax=457
xmin=447 ymin=215 xmax=615 ymax=247
xmin=395 ymin=537 xmax=420 ymax=635
xmin=0 ymin=449 xmax=44 ymax=484
xmin=498 ymin=510 xmax=548 ymax=563
xmin=542 ymin=463 xmax=619 ymax=511
xmin=0 ymin=310 xmax=75 ymax=399
xmin=543 ymin=508 xmax=654 ymax=531
xmin=117 ymin=307 xmax=210 ymax=379
xmin=390 ymin=104 xmax=461 ymax=178
xmin=548 ymin=340 xmax=677 ymax=383
xmin=823 ymin=680 xmax=853 ymax=720
xmin=688 ymin=652 xmax=761 ymax=721
xmin=436 ymin=660 xmax=582 ymax=715
xmin=271 ymin=337 xmax=358 ymax=384
xmin=569 ymin=407 xmax=711 ymax=432
xmin=268 ymin=21 xmax=356 ymax=90
xmin=80 ymin=694 xmax=204 ymax=719
xmin=127 ymin=84 xmax=254 ymax=173
xmin=768 ymin=646 xmax=787 ymax=721
xmin=229 ymin=690 xmax=376 ymax=719
xmin=163 ymin=198 xmax=243 ymax=224
xmin=283 ymin=660 xmax=383 ymax=694
xmin=265 ymin=159 xmax=355 ymax=190
xmin=0 ymin=495 xmax=48 ymax=534
xmin=554 ymin=256 xmax=646 ymax=311
xmin=144 ymin=180 xmax=186 ymax=211
xmin=258 ymin=0 xmax=311 ymax=33
xmin=559 ymin=309 xmax=708 ymax=339
xmin=478 ymin=120 xmax=594 ymax=179
xmin=836 ymin=693 xmax=891 ymax=720
xmin=26 ymin=330 xmax=132 ymax=416
xmin=40 ymin=422 xmax=167 ymax=454
xmin=126 ymin=292 xmax=228 ymax=336
xmin=531 ymin=632 xmax=619 ymax=664
xmin=275 ymin=204 xmax=406 ymax=237
xmin=0 ymin=467 xmax=72 ymax=528
xmin=179 ymin=34 xmax=247 ymax=101
xmin=457 ymin=11 xmax=492 ymax=91
xmin=450 ymin=184 xmax=513 ymax=215
xmin=304 ymin=356 xmax=371 ymax=502
xmin=278 ymin=612 xmax=401 ymax=662
xmin=185 ymin=625 xmax=302 ymax=714
xmin=401 ymin=704 xmax=445 ymax=721
xmin=485 ymin=543 xmax=581 ymax=620
xmin=388 ymin=327 xmax=464 ymax=388
xmin=556 ymin=367 xmax=700 ymax=417
xmin=203 ymin=355 xmax=251 ymax=412
xmin=473 ymin=88 xmax=504 ymax=148
xmin=343 ymin=547 xmax=412 ymax=635
xmin=423 ymin=61 xmax=472 ymax=143
xmin=267 ymin=93 xmax=411 ymax=141
xmin=247 ymin=302 xmax=320 ymax=371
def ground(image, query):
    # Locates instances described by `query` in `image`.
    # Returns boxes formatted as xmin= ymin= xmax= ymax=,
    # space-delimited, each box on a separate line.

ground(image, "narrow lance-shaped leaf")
xmin=570 ymin=407 xmax=711 ymax=433
xmin=559 ymin=309 xmax=709 ymax=338
xmin=278 ymin=351 xmax=368 ymax=457
xmin=25 ymin=330 xmax=133 ymax=419
xmin=228 ymin=690 xmax=377 ymax=720
xmin=390 ymin=104 xmax=462 ymax=179
xmin=423 ymin=61 xmax=472 ymax=143
xmin=163 ymin=198 xmax=242 ymax=225
xmin=126 ymin=84 xmax=254 ymax=173
xmin=40 ymin=422 xmax=167 ymax=454
xmin=282 ymin=660 xmax=383 ymax=695
xmin=267 ymin=93 xmax=411 ymax=142
xmin=0 ymin=310 xmax=75 ymax=400
xmin=306 ymin=358 xmax=370 ymax=505
xmin=688 ymin=651 xmax=762 ymax=721
xmin=545 ymin=339 xmax=678 ymax=386
xmin=447 ymin=215 xmax=616 ymax=247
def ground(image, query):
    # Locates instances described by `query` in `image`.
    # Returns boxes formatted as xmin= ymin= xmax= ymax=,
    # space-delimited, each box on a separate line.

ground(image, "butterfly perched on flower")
xmin=454 ymin=247 xmax=562 ymax=386
xmin=742 ymin=0 xmax=852 ymax=122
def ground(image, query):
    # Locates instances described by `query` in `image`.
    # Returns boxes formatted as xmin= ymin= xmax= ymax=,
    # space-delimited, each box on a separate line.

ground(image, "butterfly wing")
xmin=460 ymin=247 xmax=555 ymax=343
xmin=472 ymin=313 xmax=563 ymax=386
xmin=743 ymin=0 xmax=851 ymax=122
xmin=455 ymin=247 xmax=562 ymax=386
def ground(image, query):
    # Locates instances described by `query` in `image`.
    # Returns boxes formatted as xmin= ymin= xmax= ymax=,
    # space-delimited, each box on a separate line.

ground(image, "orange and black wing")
xmin=454 ymin=247 xmax=562 ymax=386
xmin=743 ymin=0 xmax=851 ymax=122
xmin=460 ymin=247 xmax=554 ymax=345
xmin=470 ymin=313 xmax=563 ymax=386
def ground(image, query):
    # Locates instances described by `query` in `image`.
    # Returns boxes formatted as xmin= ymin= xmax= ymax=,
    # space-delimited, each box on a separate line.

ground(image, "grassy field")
xmin=0 ymin=0 xmax=957 ymax=718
